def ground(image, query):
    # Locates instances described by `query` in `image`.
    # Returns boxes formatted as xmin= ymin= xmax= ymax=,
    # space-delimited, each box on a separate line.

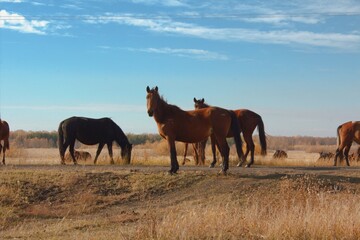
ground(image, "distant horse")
xmin=58 ymin=117 xmax=132 ymax=165
xmin=65 ymin=150 xmax=92 ymax=162
xmin=188 ymin=98 xmax=266 ymax=168
xmin=333 ymin=121 xmax=360 ymax=166
xmin=0 ymin=119 xmax=10 ymax=165
xmin=273 ymin=150 xmax=288 ymax=159
xmin=182 ymin=141 xmax=207 ymax=166
xmin=317 ymin=151 xmax=335 ymax=161
xmin=146 ymin=86 xmax=243 ymax=174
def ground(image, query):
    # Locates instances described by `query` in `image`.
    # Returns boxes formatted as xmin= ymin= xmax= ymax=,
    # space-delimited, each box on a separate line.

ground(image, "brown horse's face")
xmin=193 ymin=98 xmax=205 ymax=109
xmin=146 ymin=86 xmax=159 ymax=117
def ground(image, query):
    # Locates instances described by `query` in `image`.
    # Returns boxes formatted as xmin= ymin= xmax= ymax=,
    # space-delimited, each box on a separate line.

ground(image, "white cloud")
xmin=85 ymin=14 xmax=360 ymax=50
xmin=130 ymin=0 xmax=187 ymax=7
xmin=0 ymin=0 xmax=23 ymax=2
xmin=126 ymin=47 xmax=228 ymax=60
xmin=0 ymin=9 xmax=49 ymax=34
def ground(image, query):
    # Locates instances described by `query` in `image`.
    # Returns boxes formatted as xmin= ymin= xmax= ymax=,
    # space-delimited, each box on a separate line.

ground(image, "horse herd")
xmin=0 ymin=86 xmax=359 ymax=174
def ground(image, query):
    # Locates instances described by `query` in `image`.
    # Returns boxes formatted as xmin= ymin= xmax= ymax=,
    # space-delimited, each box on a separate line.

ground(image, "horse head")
xmin=121 ymin=143 xmax=133 ymax=164
xmin=193 ymin=97 xmax=206 ymax=109
xmin=146 ymin=86 xmax=159 ymax=117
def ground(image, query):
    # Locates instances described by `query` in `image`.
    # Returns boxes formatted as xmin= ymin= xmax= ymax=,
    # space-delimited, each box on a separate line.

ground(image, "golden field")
xmin=1 ymin=146 xmax=360 ymax=239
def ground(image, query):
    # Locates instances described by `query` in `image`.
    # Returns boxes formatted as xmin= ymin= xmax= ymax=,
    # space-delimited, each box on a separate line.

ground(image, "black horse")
xmin=58 ymin=117 xmax=132 ymax=165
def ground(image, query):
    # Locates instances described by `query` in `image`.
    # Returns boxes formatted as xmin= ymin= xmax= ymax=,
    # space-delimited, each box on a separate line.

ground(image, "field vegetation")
xmin=2 ymin=130 xmax=360 ymax=239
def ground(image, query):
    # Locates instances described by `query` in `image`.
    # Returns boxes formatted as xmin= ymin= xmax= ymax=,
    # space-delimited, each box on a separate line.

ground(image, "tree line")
xmin=8 ymin=130 xmax=337 ymax=150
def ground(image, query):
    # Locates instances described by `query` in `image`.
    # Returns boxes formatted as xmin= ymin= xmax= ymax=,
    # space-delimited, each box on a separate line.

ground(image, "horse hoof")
xmin=218 ymin=170 xmax=227 ymax=176
xmin=245 ymin=164 xmax=251 ymax=168
xmin=237 ymin=163 xmax=243 ymax=167
xmin=209 ymin=164 xmax=215 ymax=168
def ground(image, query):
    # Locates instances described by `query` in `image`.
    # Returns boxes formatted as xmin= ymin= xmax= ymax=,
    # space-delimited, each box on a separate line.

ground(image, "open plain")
xmin=1 ymin=148 xmax=360 ymax=239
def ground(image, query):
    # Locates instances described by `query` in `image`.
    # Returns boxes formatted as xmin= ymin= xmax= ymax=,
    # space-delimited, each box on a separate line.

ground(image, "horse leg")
xmin=216 ymin=137 xmax=230 ymax=174
xmin=334 ymin=148 xmax=342 ymax=166
xmin=199 ymin=140 xmax=206 ymax=165
xmin=244 ymin=135 xmax=255 ymax=168
xmin=2 ymin=144 xmax=6 ymax=165
xmin=59 ymin=140 xmax=70 ymax=165
xmin=344 ymin=144 xmax=351 ymax=166
xmin=0 ymin=144 xmax=4 ymax=165
xmin=69 ymin=141 xmax=78 ymax=165
xmin=94 ymin=143 xmax=105 ymax=164
xmin=182 ymin=143 xmax=188 ymax=165
xmin=107 ymin=143 xmax=114 ymax=164
xmin=193 ymin=143 xmax=199 ymax=165
xmin=209 ymin=135 xmax=217 ymax=168
xmin=167 ymin=138 xmax=179 ymax=174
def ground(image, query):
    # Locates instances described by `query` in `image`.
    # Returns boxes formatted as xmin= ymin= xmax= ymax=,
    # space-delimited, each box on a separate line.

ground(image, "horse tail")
xmin=336 ymin=124 xmax=342 ymax=148
xmin=58 ymin=121 xmax=65 ymax=159
xmin=257 ymin=116 xmax=267 ymax=156
xmin=4 ymin=139 xmax=9 ymax=150
xmin=229 ymin=110 xmax=244 ymax=159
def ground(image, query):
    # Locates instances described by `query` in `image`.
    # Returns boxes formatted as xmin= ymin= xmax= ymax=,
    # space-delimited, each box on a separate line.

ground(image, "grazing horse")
xmin=333 ymin=121 xmax=360 ymax=166
xmin=188 ymin=98 xmax=266 ymax=168
xmin=146 ymin=86 xmax=243 ymax=174
xmin=318 ymin=151 xmax=335 ymax=161
xmin=273 ymin=150 xmax=288 ymax=159
xmin=65 ymin=150 xmax=92 ymax=162
xmin=0 ymin=119 xmax=10 ymax=165
xmin=58 ymin=117 xmax=132 ymax=165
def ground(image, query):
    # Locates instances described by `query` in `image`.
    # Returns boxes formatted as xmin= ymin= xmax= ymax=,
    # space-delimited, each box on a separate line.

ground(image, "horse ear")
xmin=193 ymin=97 xmax=197 ymax=103
xmin=146 ymin=86 xmax=150 ymax=93
xmin=155 ymin=86 xmax=158 ymax=92
xmin=201 ymin=98 xmax=204 ymax=103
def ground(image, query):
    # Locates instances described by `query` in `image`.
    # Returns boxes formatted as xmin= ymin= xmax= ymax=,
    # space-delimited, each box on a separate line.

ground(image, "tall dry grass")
xmin=131 ymin=175 xmax=360 ymax=239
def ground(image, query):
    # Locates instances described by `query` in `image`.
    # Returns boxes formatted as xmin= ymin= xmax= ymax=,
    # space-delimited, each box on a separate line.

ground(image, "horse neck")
xmin=115 ymin=127 xmax=129 ymax=148
xmin=153 ymin=97 xmax=178 ymax=123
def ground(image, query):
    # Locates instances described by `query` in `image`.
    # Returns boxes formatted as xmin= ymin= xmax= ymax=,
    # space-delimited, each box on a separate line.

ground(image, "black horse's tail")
xmin=58 ymin=121 xmax=65 ymax=160
xmin=229 ymin=110 xmax=244 ymax=160
xmin=257 ymin=116 xmax=267 ymax=156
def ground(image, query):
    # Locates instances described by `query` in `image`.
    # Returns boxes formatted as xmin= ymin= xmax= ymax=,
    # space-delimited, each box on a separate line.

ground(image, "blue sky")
xmin=0 ymin=0 xmax=359 ymax=137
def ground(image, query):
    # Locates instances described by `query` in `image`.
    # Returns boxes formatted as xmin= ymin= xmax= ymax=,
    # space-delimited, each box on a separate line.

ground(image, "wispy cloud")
xmin=130 ymin=0 xmax=187 ymax=7
xmin=0 ymin=9 xmax=49 ymax=34
xmin=117 ymin=47 xmax=228 ymax=60
xmin=0 ymin=0 xmax=23 ymax=2
xmin=85 ymin=13 xmax=360 ymax=50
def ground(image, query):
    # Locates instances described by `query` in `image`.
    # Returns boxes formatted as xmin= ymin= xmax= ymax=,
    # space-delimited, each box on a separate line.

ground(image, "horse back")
xmin=60 ymin=117 xmax=117 ymax=145
xmin=233 ymin=109 xmax=261 ymax=133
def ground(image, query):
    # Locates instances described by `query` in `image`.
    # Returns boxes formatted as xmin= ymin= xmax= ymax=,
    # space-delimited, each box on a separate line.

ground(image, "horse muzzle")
xmin=147 ymin=110 xmax=153 ymax=117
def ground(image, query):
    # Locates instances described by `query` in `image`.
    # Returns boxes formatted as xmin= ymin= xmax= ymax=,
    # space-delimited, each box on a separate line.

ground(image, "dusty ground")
xmin=1 ymin=162 xmax=360 ymax=239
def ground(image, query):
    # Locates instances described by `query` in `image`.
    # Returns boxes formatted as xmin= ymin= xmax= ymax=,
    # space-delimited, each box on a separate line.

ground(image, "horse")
xmin=317 ymin=151 xmax=335 ymax=161
xmin=333 ymin=121 xmax=360 ymax=166
xmin=188 ymin=98 xmax=266 ymax=168
xmin=182 ymin=140 xmax=207 ymax=166
xmin=0 ymin=119 xmax=10 ymax=165
xmin=273 ymin=150 xmax=288 ymax=159
xmin=65 ymin=150 xmax=92 ymax=162
xmin=146 ymin=86 xmax=243 ymax=174
xmin=58 ymin=117 xmax=132 ymax=165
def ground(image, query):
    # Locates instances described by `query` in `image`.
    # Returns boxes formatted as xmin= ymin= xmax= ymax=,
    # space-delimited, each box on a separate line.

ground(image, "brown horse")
xmin=146 ymin=86 xmax=243 ymax=174
xmin=189 ymin=98 xmax=267 ymax=168
xmin=334 ymin=121 xmax=360 ymax=166
xmin=0 ymin=119 xmax=10 ymax=165
xmin=182 ymin=141 xmax=207 ymax=165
